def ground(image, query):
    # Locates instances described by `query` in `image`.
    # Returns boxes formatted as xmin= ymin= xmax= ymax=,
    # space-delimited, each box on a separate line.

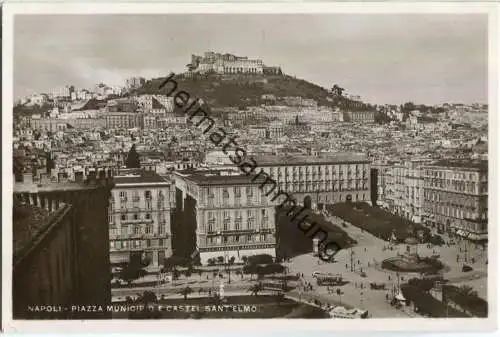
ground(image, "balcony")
xmin=121 ymin=218 xmax=154 ymax=225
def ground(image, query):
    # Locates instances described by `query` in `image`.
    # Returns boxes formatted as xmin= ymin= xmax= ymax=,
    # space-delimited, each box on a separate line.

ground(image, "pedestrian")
xmin=388 ymin=275 xmax=391 ymax=281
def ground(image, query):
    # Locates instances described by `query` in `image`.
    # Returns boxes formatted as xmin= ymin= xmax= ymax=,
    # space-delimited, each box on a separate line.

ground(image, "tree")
xmin=243 ymin=264 xmax=259 ymax=280
xmin=247 ymin=254 xmax=274 ymax=265
xmin=137 ymin=291 xmax=158 ymax=307
xmin=241 ymin=256 xmax=248 ymax=265
xmin=331 ymin=84 xmax=345 ymax=97
xmin=180 ymin=286 xmax=193 ymax=300
xmin=172 ymin=268 xmax=180 ymax=280
xmin=458 ymin=285 xmax=478 ymax=298
xmin=249 ymin=283 xmax=263 ymax=296
xmin=119 ymin=264 xmax=146 ymax=285
xmin=217 ymin=256 xmax=224 ymax=265
xmin=126 ymin=144 xmax=141 ymax=168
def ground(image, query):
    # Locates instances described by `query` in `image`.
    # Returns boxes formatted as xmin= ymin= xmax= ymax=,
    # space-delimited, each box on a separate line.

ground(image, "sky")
xmin=14 ymin=14 xmax=488 ymax=105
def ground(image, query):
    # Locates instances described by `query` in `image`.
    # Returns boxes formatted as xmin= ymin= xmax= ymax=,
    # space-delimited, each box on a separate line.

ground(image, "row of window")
xmin=267 ymin=165 xmax=368 ymax=174
xmin=110 ymin=238 xmax=168 ymax=249
xmin=208 ymin=209 xmax=267 ymax=218
xmin=425 ymin=170 xmax=478 ymax=181
xmin=118 ymin=190 xmax=157 ymax=200
xmin=110 ymin=224 xmax=167 ymax=236
xmin=204 ymin=234 xmax=272 ymax=245
xmin=206 ymin=221 xmax=269 ymax=232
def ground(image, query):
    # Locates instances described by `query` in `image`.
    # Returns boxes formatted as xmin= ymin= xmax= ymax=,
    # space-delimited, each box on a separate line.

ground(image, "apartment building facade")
xmin=108 ymin=169 xmax=176 ymax=267
xmin=173 ymin=170 xmax=276 ymax=265
xmin=422 ymin=160 xmax=488 ymax=240
xmin=257 ymin=154 xmax=371 ymax=207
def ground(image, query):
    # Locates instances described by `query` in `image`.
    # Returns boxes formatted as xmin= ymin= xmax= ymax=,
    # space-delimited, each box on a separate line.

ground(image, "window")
xmin=159 ymin=225 xmax=166 ymax=234
xmin=223 ymin=188 xmax=229 ymax=198
xmin=146 ymin=225 xmax=153 ymax=234
xmin=145 ymin=190 xmax=152 ymax=199
xmin=134 ymin=214 xmax=139 ymax=220
xmin=246 ymin=187 xmax=253 ymax=197
xmin=146 ymin=239 xmax=151 ymax=247
xmin=121 ymin=214 xmax=126 ymax=221
xmin=119 ymin=191 xmax=127 ymax=199
xmin=146 ymin=213 xmax=151 ymax=220
xmin=134 ymin=226 xmax=140 ymax=235
xmin=235 ymin=235 xmax=240 ymax=242
xmin=159 ymin=239 xmax=164 ymax=246
xmin=235 ymin=187 xmax=241 ymax=197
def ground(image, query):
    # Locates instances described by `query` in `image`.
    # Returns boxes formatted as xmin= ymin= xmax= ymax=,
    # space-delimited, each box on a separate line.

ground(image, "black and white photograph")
xmin=2 ymin=2 xmax=498 ymax=333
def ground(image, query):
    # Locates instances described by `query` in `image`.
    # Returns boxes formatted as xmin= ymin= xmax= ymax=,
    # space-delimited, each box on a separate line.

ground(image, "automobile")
xmin=316 ymin=274 xmax=343 ymax=286
xmin=370 ymin=282 xmax=386 ymax=290
xmin=312 ymin=271 xmax=336 ymax=278
xmin=462 ymin=264 xmax=473 ymax=272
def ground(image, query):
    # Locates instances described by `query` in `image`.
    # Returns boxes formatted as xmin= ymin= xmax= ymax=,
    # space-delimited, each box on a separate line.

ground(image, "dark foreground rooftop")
xmin=13 ymin=196 xmax=71 ymax=266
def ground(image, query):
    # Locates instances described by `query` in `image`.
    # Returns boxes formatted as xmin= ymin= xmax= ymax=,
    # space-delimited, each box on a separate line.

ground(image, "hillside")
xmin=133 ymin=73 xmax=353 ymax=109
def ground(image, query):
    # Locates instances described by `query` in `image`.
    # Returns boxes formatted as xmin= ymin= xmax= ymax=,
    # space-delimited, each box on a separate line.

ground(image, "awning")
xmin=468 ymin=233 xmax=488 ymax=241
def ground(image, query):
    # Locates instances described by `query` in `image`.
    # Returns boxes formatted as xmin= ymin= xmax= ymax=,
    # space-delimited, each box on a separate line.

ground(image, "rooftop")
xmin=14 ymin=180 xmax=106 ymax=193
xmin=13 ymin=196 xmax=70 ymax=264
xmin=254 ymin=154 xmax=370 ymax=166
xmin=176 ymin=169 xmax=268 ymax=186
xmin=114 ymin=169 xmax=170 ymax=185
xmin=425 ymin=159 xmax=488 ymax=171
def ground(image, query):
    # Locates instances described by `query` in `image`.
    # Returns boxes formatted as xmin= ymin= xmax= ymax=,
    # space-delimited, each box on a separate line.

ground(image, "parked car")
xmin=462 ymin=264 xmax=473 ymax=272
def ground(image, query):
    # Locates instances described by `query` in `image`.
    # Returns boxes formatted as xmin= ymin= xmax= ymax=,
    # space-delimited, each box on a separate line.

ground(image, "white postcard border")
xmin=2 ymin=1 xmax=499 ymax=333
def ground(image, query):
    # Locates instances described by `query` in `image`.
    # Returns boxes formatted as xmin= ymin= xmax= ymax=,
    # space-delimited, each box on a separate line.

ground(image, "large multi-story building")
xmin=105 ymin=112 xmax=143 ymax=129
xmin=173 ymin=170 xmax=277 ymax=265
xmin=108 ymin=169 xmax=176 ymax=267
xmin=422 ymin=160 xmax=488 ymax=240
xmin=343 ymin=110 xmax=375 ymax=124
xmin=187 ymin=51 xmax=282 ymax=76
xmin=13 ymin=172 xmax=113 ymax=318
xmin=375 ymin=160 xmax=432 ymax=224
xmin=256 ymin=154 xmax=371 ymax=208
xmin=126 ymin=77 xmax=146 ymax=90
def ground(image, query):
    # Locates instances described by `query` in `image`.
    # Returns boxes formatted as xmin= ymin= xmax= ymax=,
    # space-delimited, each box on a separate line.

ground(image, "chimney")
xmin=74 ymin=171 xmax=84 ymax=183
xmin=23 ymin=173 xmax=33 ymax=184
xmin=88 ymin=170 xmax=97 ymax=184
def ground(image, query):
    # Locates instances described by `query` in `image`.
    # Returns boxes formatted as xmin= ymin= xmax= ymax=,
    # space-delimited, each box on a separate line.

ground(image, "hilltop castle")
xmin=187 ymin=51 xmax=282 ymax=76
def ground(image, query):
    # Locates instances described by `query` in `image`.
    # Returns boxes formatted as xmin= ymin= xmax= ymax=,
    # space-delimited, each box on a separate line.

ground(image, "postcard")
xmin=2 ymin=1 xmax=498 ymax=333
